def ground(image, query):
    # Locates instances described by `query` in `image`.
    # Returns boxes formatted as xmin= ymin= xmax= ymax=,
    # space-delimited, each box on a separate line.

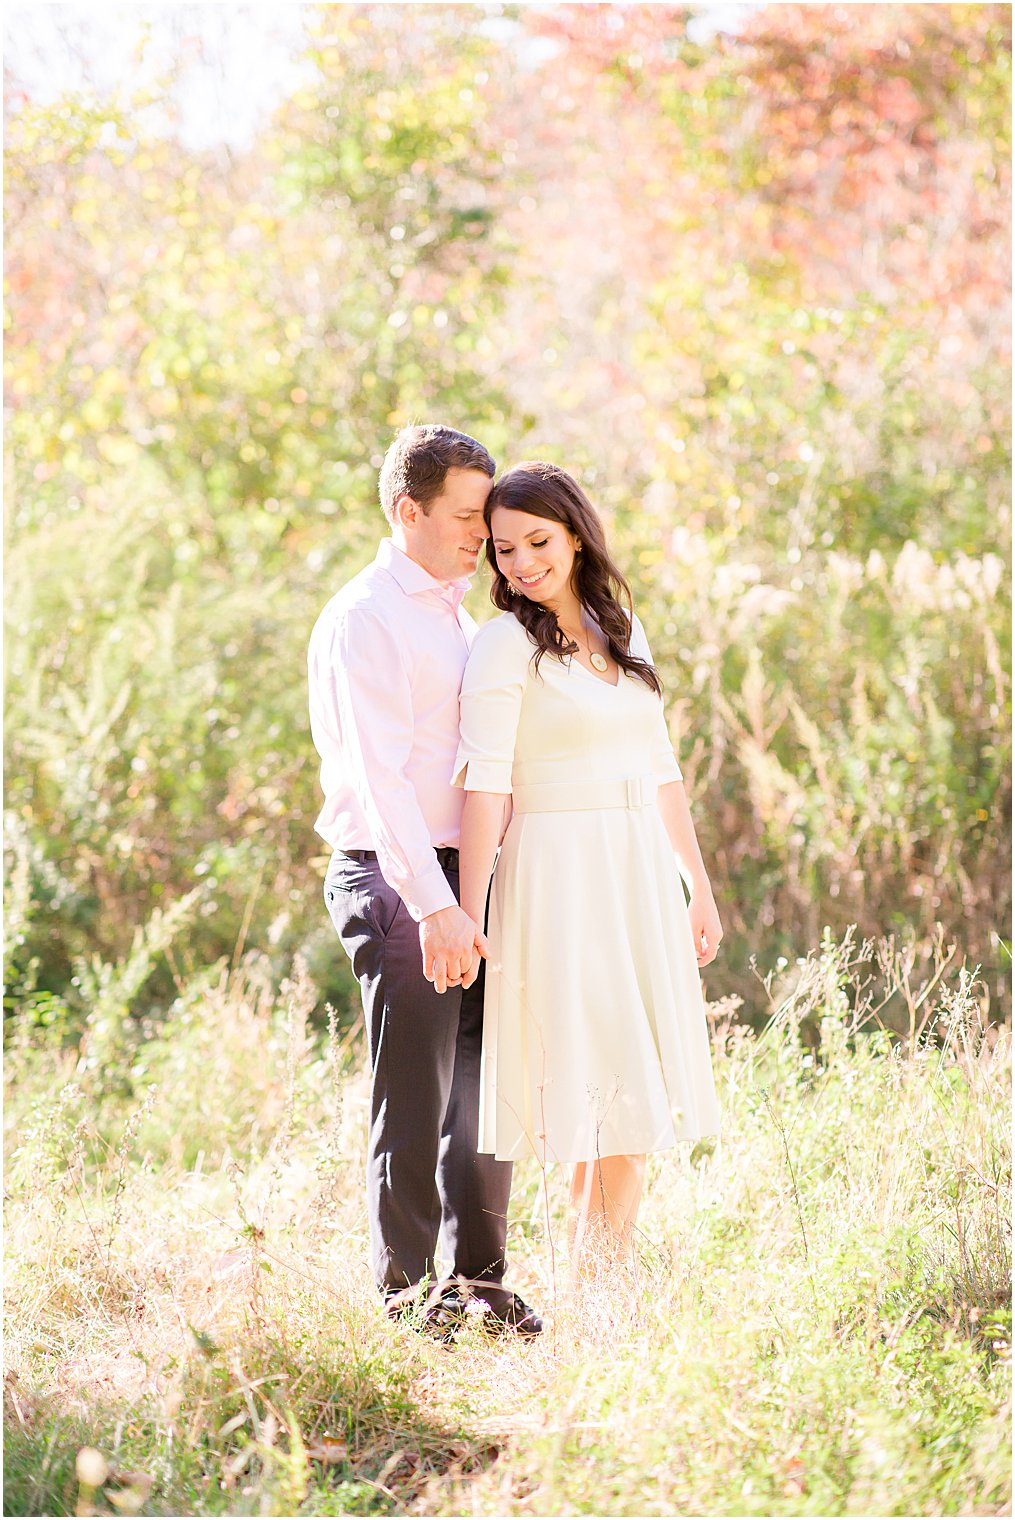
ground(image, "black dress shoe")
xmin=474 ymin=1290 xmax=543 ymax=1339
xmin=387 ymin=1287 xmax=468 ymax=1344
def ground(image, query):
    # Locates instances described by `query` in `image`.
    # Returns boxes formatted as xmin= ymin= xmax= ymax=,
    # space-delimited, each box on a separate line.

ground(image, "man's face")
xmin=399 ymin=467 xmax=492 ymax=582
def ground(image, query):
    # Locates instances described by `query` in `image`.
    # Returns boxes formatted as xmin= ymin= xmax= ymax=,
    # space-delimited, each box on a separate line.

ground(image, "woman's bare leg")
xmin=569 ymin=1154 xmax=646 ymax=1280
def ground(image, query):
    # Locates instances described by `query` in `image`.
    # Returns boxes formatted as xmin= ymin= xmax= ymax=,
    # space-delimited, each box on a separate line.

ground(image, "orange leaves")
xmin=531 ymin=1 xmax=1010 ymax=319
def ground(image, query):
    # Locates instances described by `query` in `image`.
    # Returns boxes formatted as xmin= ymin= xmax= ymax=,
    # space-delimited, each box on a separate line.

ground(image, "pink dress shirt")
xmin=308 ymin=538 xmax=476 ymax=922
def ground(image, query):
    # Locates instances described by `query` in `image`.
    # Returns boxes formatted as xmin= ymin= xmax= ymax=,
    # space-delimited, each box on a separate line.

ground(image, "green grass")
xmin=3 ymin=932 xmax=1011 ymax=1517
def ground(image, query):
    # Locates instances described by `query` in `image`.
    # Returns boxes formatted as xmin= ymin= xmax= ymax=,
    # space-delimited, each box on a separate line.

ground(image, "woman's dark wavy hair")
xmin=485 ymin=462 xmax=663 ymax=695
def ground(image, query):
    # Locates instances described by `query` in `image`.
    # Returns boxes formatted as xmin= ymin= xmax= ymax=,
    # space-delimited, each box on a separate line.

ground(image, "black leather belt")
xmin=339 ymin=847 xmax=460 ymax=869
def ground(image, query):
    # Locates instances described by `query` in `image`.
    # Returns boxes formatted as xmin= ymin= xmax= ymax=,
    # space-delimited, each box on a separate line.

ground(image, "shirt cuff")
xmin=398 ymin=861 xmax=458 ymax=923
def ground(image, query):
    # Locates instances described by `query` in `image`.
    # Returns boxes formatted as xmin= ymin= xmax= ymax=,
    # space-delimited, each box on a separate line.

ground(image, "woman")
xmin=454 ymin=462 xmax=722 ymax=1275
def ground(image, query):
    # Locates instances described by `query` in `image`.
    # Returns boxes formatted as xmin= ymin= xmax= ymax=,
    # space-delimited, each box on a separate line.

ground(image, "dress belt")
xmin=512 ymin=776 xmax=657 ymax=814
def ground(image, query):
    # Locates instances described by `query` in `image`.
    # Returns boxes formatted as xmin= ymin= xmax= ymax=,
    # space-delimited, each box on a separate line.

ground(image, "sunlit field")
xmin=4 ymin=933 xmax=1010 ymax=1517
xmin=4 ymin=4 xmax=1011 ymax=1516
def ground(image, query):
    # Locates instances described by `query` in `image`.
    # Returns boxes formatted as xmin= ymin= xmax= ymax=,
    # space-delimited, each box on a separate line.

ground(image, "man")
xmin=308 ymin=424 xmax=541 ymax=1341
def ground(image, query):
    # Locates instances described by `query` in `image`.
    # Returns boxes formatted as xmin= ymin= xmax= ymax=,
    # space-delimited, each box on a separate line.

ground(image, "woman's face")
xmin=489 ymin=506 xmax=579 ymax=608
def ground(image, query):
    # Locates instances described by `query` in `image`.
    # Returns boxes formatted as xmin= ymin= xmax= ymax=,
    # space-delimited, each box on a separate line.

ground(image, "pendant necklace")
xmin=574 ymin=612 xmax=609 ymax=672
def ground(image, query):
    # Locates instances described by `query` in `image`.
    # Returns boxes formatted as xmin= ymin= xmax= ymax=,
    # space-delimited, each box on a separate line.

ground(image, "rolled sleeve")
xmin=453 ymin=617 xmax=529 ymax=794
xmin=630 ymin=612 xmax=683 ymax=783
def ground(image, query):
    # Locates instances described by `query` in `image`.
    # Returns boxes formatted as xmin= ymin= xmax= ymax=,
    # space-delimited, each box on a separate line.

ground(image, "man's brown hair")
xmin=379 ymin=425 xmax=495 ymax=523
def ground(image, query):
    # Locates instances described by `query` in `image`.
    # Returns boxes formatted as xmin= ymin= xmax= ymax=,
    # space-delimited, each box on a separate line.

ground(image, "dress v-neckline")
xmin=562 ymin=612 xmax=621 ymax=689
xmin=567 ymin=654 xmax=621 ymax=690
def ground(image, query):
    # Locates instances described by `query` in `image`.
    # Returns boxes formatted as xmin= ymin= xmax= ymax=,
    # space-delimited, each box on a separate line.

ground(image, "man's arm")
xmin=317 ymin=606 xmax=487 ymax=985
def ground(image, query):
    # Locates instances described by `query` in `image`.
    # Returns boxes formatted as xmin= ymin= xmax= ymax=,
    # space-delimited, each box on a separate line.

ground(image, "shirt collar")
xmin=376 ymin=537 xmax=471 ymax=607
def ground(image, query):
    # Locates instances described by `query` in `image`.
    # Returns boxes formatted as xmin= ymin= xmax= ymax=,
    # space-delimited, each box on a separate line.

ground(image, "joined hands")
xmin=420 ymin=905 xmax=489 ymax=994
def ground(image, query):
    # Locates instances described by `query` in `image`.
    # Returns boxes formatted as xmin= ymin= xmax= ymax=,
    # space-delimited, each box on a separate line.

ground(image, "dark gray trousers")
xmin=324 ymin=848 xmax=513 ymax=1304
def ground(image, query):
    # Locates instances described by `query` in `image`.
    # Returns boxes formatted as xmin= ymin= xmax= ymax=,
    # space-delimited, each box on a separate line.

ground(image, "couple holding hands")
xmin=308 ymin=424 xmax=721 ymax=1341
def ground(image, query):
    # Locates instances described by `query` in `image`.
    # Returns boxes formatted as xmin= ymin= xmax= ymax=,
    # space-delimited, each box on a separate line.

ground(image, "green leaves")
xmin=4 ymin=4 xmax=1010 ymax=1028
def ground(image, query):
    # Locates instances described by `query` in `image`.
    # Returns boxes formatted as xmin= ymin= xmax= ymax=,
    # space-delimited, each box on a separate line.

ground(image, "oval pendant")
xmin=590 ymin=652 xmax=609 ymax=672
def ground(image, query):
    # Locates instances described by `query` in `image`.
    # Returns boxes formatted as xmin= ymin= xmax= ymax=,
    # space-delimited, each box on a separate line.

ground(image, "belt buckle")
xmin=625 ymin=776 xmax=650 ymax=808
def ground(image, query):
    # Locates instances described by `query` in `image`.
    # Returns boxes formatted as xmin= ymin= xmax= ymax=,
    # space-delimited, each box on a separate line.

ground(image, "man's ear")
xmin=393 ymin=493 xmax=421 ymax=530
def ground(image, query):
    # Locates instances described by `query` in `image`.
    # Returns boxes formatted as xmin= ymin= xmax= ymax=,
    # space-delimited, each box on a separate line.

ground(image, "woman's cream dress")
xmin=453 ymin=611 xmax=721 ymax=1164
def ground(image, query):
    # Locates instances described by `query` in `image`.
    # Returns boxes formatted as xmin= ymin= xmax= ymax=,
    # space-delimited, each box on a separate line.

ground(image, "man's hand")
xmin=420 ymin=906 xmax=490 ymax=994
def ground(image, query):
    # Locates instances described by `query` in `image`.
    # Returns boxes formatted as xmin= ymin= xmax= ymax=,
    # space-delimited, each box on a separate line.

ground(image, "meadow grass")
xmin=3 ymin=932 xmax=1011 ymax=1518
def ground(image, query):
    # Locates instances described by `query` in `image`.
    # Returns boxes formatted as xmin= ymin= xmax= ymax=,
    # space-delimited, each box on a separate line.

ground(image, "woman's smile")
xmin=489 ymin=506 xmax=580 ymax=609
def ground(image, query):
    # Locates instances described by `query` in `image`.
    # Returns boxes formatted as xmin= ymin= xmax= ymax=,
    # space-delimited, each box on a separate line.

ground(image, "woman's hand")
xmin=689 ymin=889 xmax=723 ymax=968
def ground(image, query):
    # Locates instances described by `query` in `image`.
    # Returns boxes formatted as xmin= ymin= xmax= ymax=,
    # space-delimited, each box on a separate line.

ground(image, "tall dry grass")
xmin=3 ymin=932 xmax=1011 ymax=1517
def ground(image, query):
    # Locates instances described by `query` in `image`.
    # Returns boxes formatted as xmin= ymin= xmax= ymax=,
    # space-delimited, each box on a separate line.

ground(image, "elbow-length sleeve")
xmin=630 ymin=611 xmax=683 ymax=784
xmin=453 ymin=615 xmax=530 ymax=793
